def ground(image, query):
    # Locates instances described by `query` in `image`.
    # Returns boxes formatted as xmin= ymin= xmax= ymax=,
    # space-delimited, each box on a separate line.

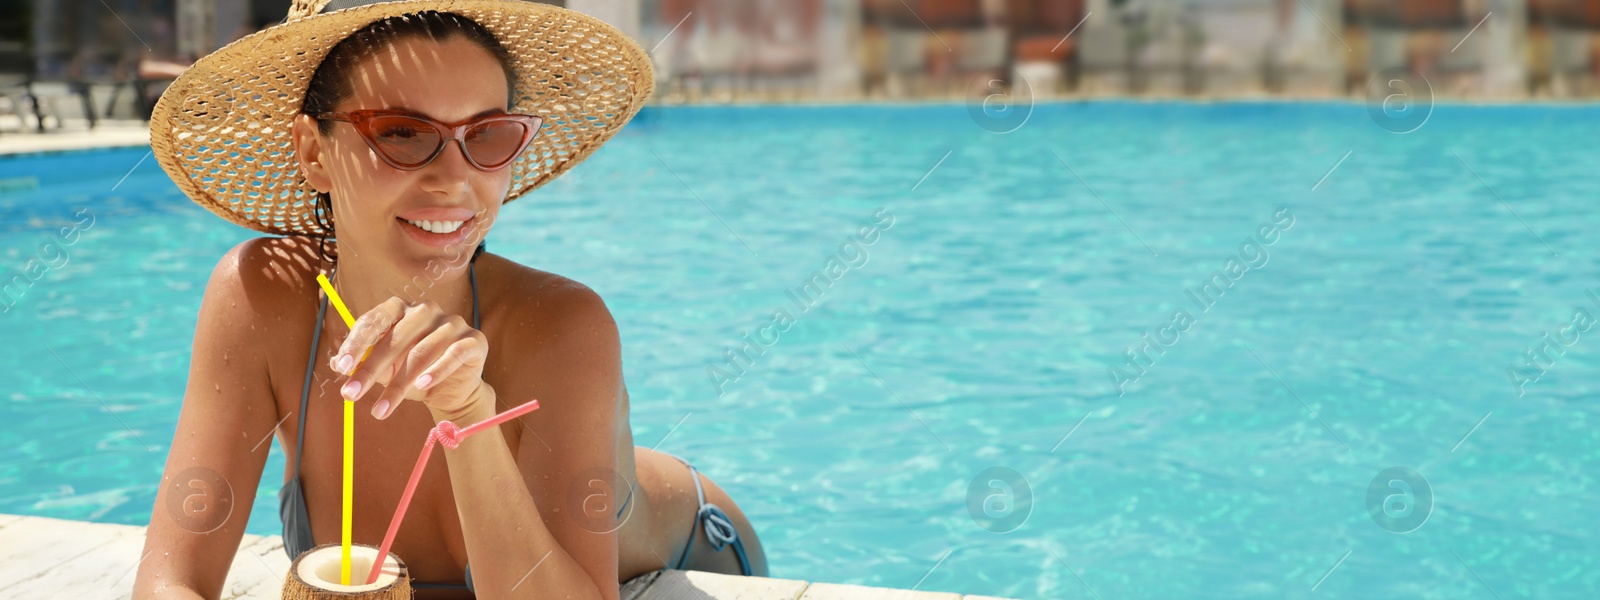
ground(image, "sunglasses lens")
xmin=369 ymin=116 xmax=442 ymax=167
xmin=464 ymin=121 xmax=530 ymax=168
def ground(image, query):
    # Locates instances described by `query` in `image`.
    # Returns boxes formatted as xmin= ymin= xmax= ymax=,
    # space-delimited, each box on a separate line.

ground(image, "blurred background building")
xmin=5 ymin=0 xmax=1600 ymax=131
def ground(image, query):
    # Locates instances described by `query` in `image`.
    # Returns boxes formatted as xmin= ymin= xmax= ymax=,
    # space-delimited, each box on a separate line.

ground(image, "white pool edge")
xmin=0 ymin=513 xmax=1018 ymax=600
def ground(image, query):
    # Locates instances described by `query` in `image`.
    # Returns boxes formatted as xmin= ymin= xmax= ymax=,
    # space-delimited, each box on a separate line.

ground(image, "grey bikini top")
xmin=279 ymin=241 xmax=484 ymax=592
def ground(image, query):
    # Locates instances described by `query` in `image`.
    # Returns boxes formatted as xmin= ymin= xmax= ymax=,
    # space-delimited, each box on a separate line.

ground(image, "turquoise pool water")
xmin=2 ymin=102 xmax=1597 ymax=598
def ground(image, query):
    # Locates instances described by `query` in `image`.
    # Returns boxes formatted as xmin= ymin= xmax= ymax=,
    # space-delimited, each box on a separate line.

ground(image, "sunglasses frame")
xmin=311 ymin=109 xmax=543 ymax=172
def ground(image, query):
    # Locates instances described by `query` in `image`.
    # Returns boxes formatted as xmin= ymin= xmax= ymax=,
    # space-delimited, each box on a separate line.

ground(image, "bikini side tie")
xmin=698 ymin=503 xmax=743 ymax=556
xmin=676 ymin=464 xmax=753 ymax=576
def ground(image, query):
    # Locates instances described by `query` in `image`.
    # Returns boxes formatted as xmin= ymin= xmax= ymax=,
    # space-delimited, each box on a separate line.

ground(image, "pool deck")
xmin=2 ymin=514 xmax=1014 ymax=599
xmin=0 ymin=118 xmax=152 ymax=156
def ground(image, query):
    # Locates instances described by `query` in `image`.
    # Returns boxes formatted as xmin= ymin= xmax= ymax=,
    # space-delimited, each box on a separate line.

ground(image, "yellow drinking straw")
xmin=341 ymin=394 xmax=353 ymax=585
xmin=315 ymin=272 xmax=368 ymax=586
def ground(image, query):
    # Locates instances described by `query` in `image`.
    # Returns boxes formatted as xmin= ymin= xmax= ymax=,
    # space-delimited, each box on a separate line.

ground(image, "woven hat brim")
xmin=150 ymin=0 xmax=654 ymax=236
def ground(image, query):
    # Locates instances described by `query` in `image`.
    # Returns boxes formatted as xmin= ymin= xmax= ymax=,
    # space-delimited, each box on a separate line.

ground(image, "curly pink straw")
xmin=366 ymin=398 xmax=542 ymax=585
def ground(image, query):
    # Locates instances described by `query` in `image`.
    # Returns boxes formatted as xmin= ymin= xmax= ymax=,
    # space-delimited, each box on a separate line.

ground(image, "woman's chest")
xmin=265 ymin=329 xmax=530 ymax=581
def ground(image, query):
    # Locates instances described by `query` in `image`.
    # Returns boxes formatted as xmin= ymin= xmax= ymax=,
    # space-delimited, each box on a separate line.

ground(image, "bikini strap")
xmin=469 ymin=240 xmax=483 ymax=329
xmin=293 ymin=295 xmax=328 ymax=477
xmin=670 ymin=455 xmax=753 ymax=576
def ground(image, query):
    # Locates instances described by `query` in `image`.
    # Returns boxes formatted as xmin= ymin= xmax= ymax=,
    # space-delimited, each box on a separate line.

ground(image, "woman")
xmin=133 ymin=1 xmax=766 ymax=598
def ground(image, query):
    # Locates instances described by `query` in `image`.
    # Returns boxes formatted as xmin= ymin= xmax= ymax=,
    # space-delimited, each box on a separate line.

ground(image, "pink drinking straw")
xmin=366 ymin=397 xmax=542 ymax=585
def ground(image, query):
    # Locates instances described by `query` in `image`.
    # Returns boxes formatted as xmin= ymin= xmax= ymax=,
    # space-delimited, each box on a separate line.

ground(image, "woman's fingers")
xmin=415 ymin=336 xmax=487 ymax=392
xmin=377 ymin=328 xmax=487 ymax=420
xmin=337 ymin=301 xmax=434 ymax=401
xmin=370 ymin=326 xmax=460 ymax=419
xmin=329 ymin=297 xmax=489 ymax=419
xmin=330 ymin=297 xmax=406 ymax=378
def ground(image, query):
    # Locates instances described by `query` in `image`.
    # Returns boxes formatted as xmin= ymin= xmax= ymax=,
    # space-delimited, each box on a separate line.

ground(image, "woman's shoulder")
xmin=476 ymin=254 xmax=623 ymax=416
xmin=477 ymin=253 xmax=619 ymax=352
xmin=479 ymin=253 xmax=597 ymax=300
xmin=220 ymin=235 xmax=327 ymax=298
xmin=206 ymin=235 xmax=325 ymax=328
xmin=194 ymin=236 xmax=325 ymax=395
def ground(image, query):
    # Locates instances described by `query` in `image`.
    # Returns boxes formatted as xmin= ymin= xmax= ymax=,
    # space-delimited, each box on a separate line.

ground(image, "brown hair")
xmin=300 ymin=10 xmax=518 ymax=267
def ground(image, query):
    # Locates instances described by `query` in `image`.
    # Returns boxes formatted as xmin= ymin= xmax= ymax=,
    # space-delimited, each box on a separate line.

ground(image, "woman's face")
xmin=294 ymin=35 xmax=512 ymax=271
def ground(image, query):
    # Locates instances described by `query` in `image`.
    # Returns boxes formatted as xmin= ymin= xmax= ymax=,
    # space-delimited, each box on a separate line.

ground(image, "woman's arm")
xmin=133 ymin=240 xmax=277 ymax=598
xmin=428 ymin=284 xmax=623 ymax=600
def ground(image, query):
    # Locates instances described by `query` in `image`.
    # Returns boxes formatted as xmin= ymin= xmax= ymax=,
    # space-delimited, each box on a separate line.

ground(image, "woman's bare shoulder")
xmin=476 ymin=255 xmax=622 ymax=433
xmin=217 ymin=236 xmax=325 ymax=306
xmin=204 ymin=236 xmax=325 ymax=344
xmin=477 ymin=253 xmax=618 ymax=353
xmin=479 ymin=253 xmax=593 ymax=297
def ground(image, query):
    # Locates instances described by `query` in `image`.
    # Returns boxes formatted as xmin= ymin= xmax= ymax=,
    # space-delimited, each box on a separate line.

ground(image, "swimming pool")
xmin=2 ymin=102 xmax=1597 ymax=598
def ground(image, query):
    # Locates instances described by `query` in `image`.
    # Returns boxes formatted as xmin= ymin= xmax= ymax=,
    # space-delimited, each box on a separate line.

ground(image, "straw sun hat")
xmin=150 ymin=0 xmax=654 ymax=236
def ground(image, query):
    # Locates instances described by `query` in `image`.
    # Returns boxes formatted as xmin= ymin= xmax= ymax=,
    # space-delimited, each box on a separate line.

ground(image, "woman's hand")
xmin=330 ymin=297 xmax=489 ymax=421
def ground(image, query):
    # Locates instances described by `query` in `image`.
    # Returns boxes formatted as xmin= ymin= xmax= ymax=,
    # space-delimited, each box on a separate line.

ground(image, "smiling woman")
xmin=134 ymin=1 xmax=765 ymax=599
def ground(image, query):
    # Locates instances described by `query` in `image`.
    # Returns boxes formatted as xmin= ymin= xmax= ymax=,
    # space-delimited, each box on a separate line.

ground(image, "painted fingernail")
xmin=414 ymin=374 xmax=433 ymax=389
xmin=336 ymin=354 xmax=353 ymax=373
xmin=342 ymin=380 xmax=362 ymax=399
xmin=373 ymin=399 xmax=390 ymax=419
